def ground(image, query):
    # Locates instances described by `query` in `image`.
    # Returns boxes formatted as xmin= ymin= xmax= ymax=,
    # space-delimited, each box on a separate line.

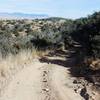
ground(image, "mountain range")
xmin=0 ymin=12 xmax=49 ymax=19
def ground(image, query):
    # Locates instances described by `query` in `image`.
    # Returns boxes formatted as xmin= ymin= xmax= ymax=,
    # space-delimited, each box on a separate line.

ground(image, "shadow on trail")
xmin=39 ymin=49 xmax=100 ymax=84
xmin=39 ymin=49 xmax=84 ymax=76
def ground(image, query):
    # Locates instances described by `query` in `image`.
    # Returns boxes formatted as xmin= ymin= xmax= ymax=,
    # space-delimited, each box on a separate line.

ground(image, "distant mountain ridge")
xmin=0 ymin=12 xmax=49 ymax=19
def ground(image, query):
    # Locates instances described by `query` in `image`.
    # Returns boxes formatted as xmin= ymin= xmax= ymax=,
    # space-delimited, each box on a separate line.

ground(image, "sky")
xmin=0 ymin=0 xmax=100 ymax=19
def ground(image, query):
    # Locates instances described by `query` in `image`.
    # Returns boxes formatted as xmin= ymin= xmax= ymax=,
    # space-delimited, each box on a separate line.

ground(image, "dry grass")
xmin=0 ymin=49 xmax=49 ymax=92
xmin=0 ymin=50 xmax=32 ymax=77
xmin=0 ymin=49 xmax=49 ymax=77
xmin=32 ymin=49 xmax=49 ymax=58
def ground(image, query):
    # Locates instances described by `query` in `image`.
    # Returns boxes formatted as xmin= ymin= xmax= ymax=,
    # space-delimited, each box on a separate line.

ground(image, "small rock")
xmin=43 ymin=71 xmax=47 ymax=74
xmin=42 ymin=88 xmax=49 ymax=92
xmin=92 ymin=92 xmax=95 ymax=95
xmin=80 ymin=87 xmax=89 ymax=100
xmin=43 ymin=73 xmax=46 ymax=76
xmin=73 ymin=80 xmax=78 ymax=84
xmin=94 ymin=82 xmax=100 ymax=86
xmin=43 ymin=79 xmax=47 ymax=82
xmin=80 ymin=87 xmax=87 ymax=96
xmin=85 ymin=93 xmax=89 ymax=100
xmin=74 ymin=89 xmax=78 ymax=93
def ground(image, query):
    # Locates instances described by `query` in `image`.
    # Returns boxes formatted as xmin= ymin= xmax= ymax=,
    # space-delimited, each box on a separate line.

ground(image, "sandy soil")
xmin=0 ymin=57 xmax=83 ymax=100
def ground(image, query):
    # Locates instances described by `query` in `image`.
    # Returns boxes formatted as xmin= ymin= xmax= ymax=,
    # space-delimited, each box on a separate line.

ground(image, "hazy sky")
xmin=0 ymin=0 xmax=100 ymax=18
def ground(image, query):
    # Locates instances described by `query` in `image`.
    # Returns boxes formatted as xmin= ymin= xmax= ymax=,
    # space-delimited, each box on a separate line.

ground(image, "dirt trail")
xmin=0 ymin=56 xmax=83 ymax=100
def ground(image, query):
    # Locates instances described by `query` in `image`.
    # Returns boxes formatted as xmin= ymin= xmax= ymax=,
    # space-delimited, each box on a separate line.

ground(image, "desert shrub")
xmin=30 ymin=37 xmax=52 ymax=49
xmin=14 ymin=35 xmax=33 ymax=50
xmin=0 ymin=33 xmax=16 ymax=57
xmin=0 ymin=32 xmax=34 ymax=57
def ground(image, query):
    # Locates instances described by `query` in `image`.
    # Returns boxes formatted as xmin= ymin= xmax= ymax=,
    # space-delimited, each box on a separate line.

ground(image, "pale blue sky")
xmin=0 ymin=0 xmax=100 ymax=18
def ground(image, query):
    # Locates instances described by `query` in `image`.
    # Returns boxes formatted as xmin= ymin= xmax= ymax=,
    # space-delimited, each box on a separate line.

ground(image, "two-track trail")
xmin=0 ymin=53 xmax=83 ymax=100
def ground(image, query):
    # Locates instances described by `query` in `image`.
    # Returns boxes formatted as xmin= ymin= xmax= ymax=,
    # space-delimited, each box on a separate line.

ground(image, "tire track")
xmin=40 ymin=64 xmax=57 ymax=100
xmin=41 ymin=64 xmax=52 ymax=100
